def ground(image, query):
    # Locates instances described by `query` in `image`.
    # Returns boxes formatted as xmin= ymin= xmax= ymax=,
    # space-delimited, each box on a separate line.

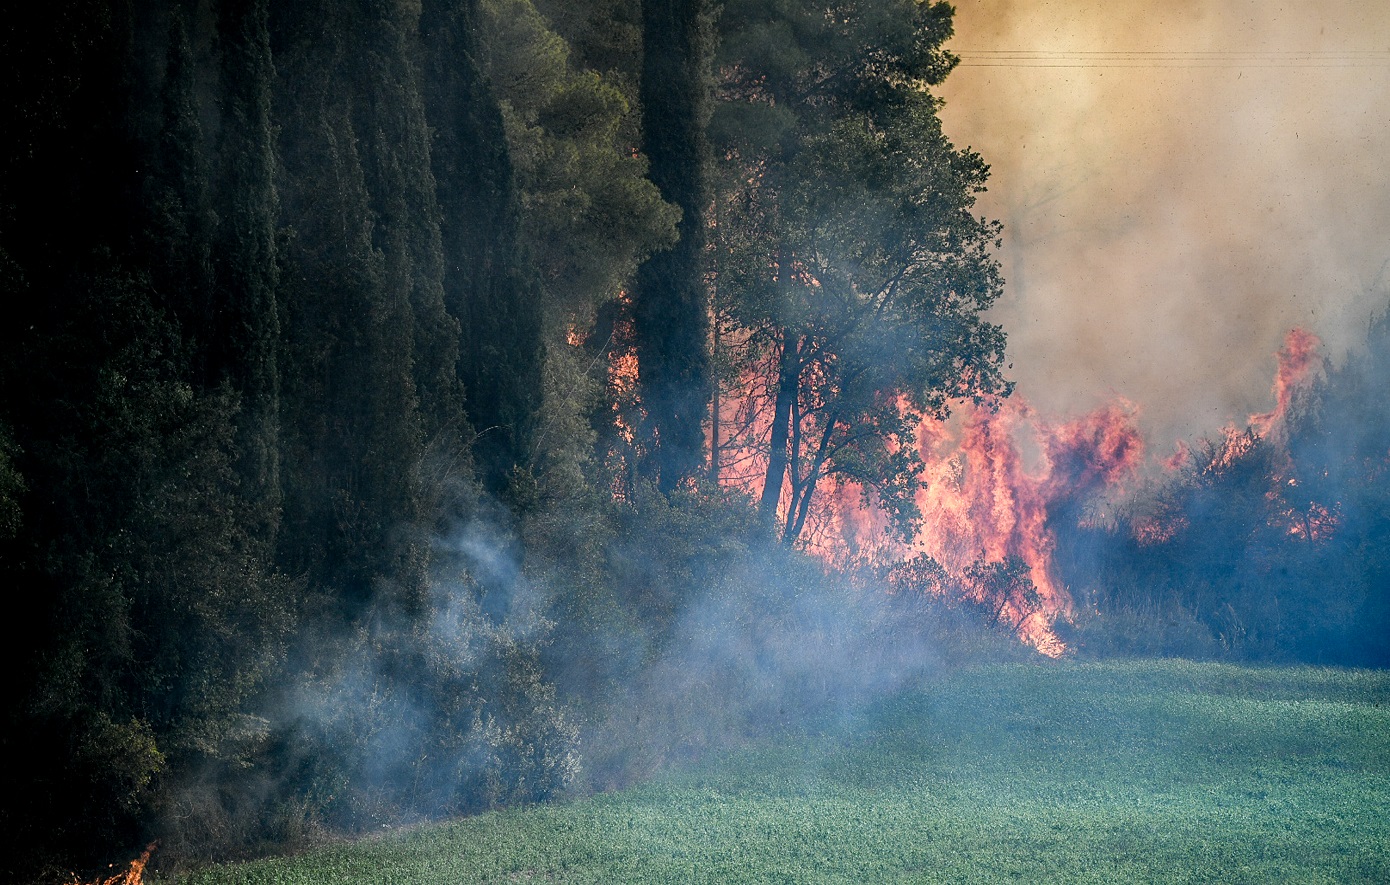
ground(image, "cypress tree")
xmin=0 ymin=5 xmax=158 ymax=873
xmin=213 ymin=0 xmax=283 ymax=540
xmin=1 ymin=6 xmax=296 ymax=873
xmin=143 ymin=6 xmax=215 ymax=333
xmin=632 ymin=0 xmax=713 ymax=492
xmin=421 ymin=0 xmax=544 ymax=496
xmin=356 ymin=0 xmax=463 ymax=443
xmin=271 ymin=0 xmax=425 ymax=618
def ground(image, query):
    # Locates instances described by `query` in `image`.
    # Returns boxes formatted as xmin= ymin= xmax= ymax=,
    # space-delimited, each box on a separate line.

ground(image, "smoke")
xmin=935 ymin=0 xmax=1390 ymax=449
xmin=255 ymin=500 xmax=580 ymax=838
xmin=577 ymin=541 xmax=1031 ymax=790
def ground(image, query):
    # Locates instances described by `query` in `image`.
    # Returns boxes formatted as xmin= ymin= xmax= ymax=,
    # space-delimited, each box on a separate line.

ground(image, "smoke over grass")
xmin=936 ymin=0 xmax=1390 ymax=449
xmin=185 ymin=478 xmax=1033 ymax=866
xmin=529 ymin=485 xmax=1038 ymax=795
xmin=171 ymin=661 xmax=1390 ymax=884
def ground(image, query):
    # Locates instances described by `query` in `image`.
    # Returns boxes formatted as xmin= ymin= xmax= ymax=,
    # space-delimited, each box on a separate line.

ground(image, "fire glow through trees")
xmin=634 ymin=325 xmax=1333 ymax=656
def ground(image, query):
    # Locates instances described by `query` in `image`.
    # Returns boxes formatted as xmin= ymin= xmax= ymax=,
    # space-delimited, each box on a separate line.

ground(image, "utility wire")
xmin=955 ymin=49 xmax=1390 ymax=68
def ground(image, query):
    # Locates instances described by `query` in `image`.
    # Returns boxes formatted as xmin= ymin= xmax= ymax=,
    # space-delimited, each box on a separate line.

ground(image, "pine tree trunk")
xmin=760 ymin=328 xmax=799 ymax=521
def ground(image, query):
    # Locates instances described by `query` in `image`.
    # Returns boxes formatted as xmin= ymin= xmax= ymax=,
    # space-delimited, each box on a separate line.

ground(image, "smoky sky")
xmin=934 ymin=0 xmax=1390 ymax=452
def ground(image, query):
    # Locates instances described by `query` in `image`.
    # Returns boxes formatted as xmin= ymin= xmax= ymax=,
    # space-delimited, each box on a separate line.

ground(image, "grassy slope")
xmin=169 ymin=661 xmax=1390 ymax=883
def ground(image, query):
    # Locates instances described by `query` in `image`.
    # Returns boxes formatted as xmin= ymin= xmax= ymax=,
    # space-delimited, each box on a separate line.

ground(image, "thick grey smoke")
xmin=936 ymin=0 xmax=1390 ymax=450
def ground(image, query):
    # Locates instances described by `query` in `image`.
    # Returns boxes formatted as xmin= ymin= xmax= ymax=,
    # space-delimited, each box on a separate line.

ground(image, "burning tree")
xmin=710 ymin=0 xmax=1012 ymax=544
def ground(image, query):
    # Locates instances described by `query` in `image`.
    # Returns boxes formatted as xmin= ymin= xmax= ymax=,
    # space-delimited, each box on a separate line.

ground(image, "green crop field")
xmin=167 ymin=661 xmax=1390 ymax=884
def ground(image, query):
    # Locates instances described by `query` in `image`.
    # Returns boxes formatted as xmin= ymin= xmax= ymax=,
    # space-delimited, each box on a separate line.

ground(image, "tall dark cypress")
xmin=0 ymin=4 xmax=299 ymax=874
xmin=356 ymin=0 xmax=462 ymax=443
xmin=272 ymin=0 xmax=426 ymax=617
xmin=214 ymin=0 xmax=282 ymax=540
xmin=421 ymin=0 xmax=544 ymax=496
xmin=633 ymin=0 xmax=712 ymax=492
xmin=0 ymin=5 xmax=154 ymax=874
xmin=144 ymin=6 xmax=215 ymax=329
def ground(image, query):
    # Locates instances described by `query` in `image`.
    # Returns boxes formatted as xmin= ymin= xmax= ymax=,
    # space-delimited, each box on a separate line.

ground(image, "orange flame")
xmin=69 ymin=843 xmax=156 ymax=885
xmin=1195 ymin=328 xmax=1324 ymax=473
xmin=1162 ymin=439 xmax=1191 ymax=471
xmin=1249 ymin=327 xmax=1324 ymax=436
xmin=597 ymin=291 xmax=645 ymax=499
xmin=783 ymin=397 xmax=1145 ymax=656
xmin=909 ymin=399 xmax=1142 ymax=655
xmin=1145 ymin=327 xmax=1334 ymax=542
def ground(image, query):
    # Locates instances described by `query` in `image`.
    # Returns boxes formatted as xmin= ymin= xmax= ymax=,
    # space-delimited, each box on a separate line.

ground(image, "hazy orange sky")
xmin=934 ymin=0 xmax=1390 ymax=451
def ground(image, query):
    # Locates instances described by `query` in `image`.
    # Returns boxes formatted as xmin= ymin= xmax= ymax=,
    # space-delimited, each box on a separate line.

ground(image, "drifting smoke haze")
xmin=935 ymin=0 xmax=1390 ymax=450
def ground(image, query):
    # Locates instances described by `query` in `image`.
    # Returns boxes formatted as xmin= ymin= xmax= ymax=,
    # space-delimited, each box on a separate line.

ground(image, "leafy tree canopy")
xmin=712 ymin=0 xmax=1011 ymax=543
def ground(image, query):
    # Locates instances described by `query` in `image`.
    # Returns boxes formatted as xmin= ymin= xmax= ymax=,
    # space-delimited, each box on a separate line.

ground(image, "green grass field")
xmin=167 ymin=660 xmax=1390 ymax=884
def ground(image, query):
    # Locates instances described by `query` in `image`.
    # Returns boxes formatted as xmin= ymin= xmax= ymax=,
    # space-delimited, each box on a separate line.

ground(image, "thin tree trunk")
xmin=781 ymin=393 xmax=805 ymax=542
xmin=710 ymin=301 xmax=720 ymax=483
xmin=786 ymin=408 xmax=840 ymax=543
xmin=759 ymin=328 xmax=799 ymax=520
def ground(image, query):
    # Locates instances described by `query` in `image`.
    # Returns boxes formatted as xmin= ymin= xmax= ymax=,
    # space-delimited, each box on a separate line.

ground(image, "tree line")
xmin=0 ymin=1 xmax=1011 ymax=880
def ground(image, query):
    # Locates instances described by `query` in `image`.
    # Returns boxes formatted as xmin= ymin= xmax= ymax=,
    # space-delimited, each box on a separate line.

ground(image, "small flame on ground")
xmin=69 ymin=843 xmax=156 ymax=885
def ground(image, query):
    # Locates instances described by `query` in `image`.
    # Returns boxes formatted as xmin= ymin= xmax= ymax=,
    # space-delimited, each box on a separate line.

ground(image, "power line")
xmin=956 ymin=49 xmax=1390 ymax=54
xmin=954 ymin=49 xmax=1390 ymax=69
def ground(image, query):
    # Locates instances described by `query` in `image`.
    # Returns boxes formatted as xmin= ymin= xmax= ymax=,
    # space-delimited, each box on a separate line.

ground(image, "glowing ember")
xmin=598 ymin=291 xmax=645 ymax=498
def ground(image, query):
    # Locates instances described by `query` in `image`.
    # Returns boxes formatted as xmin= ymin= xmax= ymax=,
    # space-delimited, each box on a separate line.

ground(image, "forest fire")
xmin=692 ymin=327 xmax=1146 ymax=655
xmin=10 ymin=0 xmax=1389 ymax=877
xmin=802 ymin=398 xmax=1144 ymax=656
xmin=686 ymin=325 xmax=1334 ymax=657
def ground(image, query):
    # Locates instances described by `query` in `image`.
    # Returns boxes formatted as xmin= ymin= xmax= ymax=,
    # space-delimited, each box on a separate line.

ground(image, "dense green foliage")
xmin=167 ymin=661 xmax=1390 ymax=884
xmin=0 ymin=0 xmax=646 ymax=878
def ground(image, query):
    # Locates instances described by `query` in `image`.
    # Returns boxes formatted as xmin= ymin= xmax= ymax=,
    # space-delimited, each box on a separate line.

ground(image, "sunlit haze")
xmin=937 ymin=0 xmax=1390 ymax=452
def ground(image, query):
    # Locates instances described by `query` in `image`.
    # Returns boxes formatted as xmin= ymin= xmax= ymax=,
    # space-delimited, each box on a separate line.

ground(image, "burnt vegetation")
xmin=0 ymin=1 xmax=1386 ymax=883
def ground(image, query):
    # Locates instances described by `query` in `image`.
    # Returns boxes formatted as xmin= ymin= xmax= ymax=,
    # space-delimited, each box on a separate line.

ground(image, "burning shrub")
xmin=1050 ymin=321 xmax=1390 ymax=667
